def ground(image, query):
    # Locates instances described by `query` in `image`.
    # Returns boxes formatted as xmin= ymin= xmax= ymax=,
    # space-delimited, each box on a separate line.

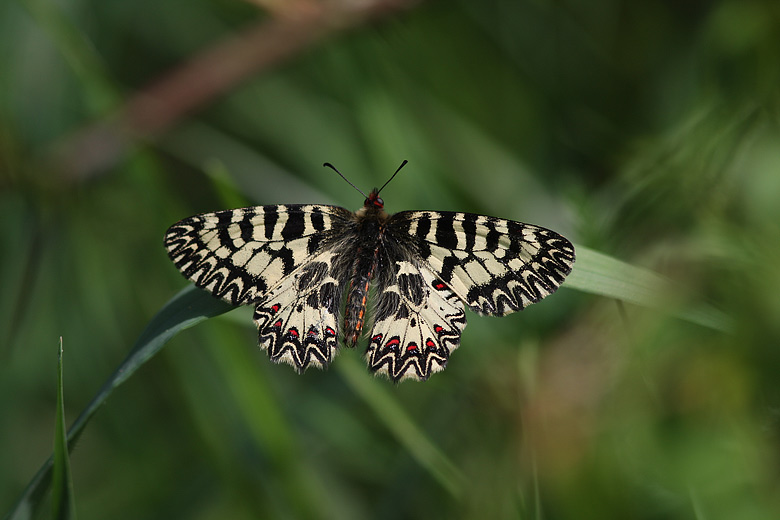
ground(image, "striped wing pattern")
xmin=164 ymin=204 xmax=351 ymax=305
xmin=389 ymin=211 xmax=575 ymax=316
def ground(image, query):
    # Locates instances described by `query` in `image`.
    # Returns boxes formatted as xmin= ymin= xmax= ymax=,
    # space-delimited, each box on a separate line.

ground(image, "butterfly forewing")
xmin=387 ymin=211 xmax=575 ymax=316
xmin=164 ymin=205 xmax=352 ymax=305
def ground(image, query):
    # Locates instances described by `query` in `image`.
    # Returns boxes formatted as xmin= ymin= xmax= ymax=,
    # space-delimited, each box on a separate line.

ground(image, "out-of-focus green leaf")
xmin=20 ymin=0 xmax=119 ymax=114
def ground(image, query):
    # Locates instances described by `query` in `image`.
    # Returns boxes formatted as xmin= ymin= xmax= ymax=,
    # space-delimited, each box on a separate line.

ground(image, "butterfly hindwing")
xmin=387 ymin=211 xmax=575 ymax=316
xmin=253 ymin=251 xmax=342 ymax=371
xmin=367 ymin=261 xmax=466 ymax=381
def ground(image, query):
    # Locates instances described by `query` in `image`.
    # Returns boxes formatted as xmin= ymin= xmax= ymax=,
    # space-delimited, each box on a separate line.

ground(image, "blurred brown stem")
xmin=52 ymin=0 xmax=420 ymax=181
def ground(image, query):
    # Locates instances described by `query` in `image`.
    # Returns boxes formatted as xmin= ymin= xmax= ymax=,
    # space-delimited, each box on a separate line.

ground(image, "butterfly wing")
xmin=388 ymin=211 xmax=575 ymax=316
xmin=365 ymin=210 xmax=574 ymax=381
xmin=252 ymin=250 xmax=343 ymax=371
xmin=164 ymin=204 xmax=353 ymax=371
xmin=367 ymin=260 xmax=466 ymax=381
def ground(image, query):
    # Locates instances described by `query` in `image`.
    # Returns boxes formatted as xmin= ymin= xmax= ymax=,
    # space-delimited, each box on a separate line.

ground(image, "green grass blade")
xmin=336 ymin=355 xmax=466 ymax=497
xmin=565 ymin=245 xmax=732 ymax=331
xmin=4 ymin=286 xmax=233 ymax=520
xmin=51 ymin=338 xmax=76 ymax=520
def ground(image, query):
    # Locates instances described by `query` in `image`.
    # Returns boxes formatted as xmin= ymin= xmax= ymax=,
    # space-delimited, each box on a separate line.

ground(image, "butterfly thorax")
xmin=343 ymin=189 xmax=390 ymax=347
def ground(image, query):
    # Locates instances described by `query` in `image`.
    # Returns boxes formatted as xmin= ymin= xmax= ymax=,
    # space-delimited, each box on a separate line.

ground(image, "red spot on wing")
xmin=433 ymin=281 xmax=446 ymax=290
xmin=273 ymin=320 xmax=283 ymax=329
xmin=271 ymin=304 xmax=280 ymax=313
xmin=434 ymin=325 xmax=443 ymax=333
xmin=307 ymin=328 xmax=317 ymax=336
xmin=371 ymin=334 xmax=383 ymax=344
xmin=324 ymin=327 xmax=336 ymax=337
xmin=406 ymin=342 xmax=418 ymax=352
xmin=425 ymin=339 xmax=435 ymax=348
xmin=288 ymin=328 xmax=299 ymax=338
xmin=386 ymin=338 xmax=400 ymax=349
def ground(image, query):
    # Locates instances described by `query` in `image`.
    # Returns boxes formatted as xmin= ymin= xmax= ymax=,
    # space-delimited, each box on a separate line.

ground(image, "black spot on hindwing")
xmin=398 ymin=273 xmax=425 ymax=306
xmin=297 ymin=261 xmax=328 ymax=291
xmin=319 ymin=281 xmax=339 ymax=313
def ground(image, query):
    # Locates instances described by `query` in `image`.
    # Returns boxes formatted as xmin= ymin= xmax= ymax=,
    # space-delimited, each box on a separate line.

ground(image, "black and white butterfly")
xmin=164 ymin=162 xmax=575 ymax=382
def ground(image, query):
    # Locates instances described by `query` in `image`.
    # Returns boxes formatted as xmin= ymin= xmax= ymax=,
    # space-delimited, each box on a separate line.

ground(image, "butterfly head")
xmin=363 ymin=160 xmax=407 ymax=211
xmin=355 ymin=188 xmax=387 ymax=219
xmin=365 ymin=189 xmax=384 ymax=210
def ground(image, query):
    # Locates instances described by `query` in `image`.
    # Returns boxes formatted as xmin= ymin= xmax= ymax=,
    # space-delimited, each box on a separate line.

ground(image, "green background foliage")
xmin=2 ymin=0 xmax=779 ymax=518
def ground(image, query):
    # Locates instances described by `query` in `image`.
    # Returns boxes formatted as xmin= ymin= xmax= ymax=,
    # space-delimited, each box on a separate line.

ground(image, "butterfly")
xmin=164 ymin=162 xmax=575 ymax=382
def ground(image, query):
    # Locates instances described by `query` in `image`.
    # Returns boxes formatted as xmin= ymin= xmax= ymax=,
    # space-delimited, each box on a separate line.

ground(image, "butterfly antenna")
xmin=377 ymin=160 xmax=408 ymax=195
xmin=323 ymin=162 xmax=368 ymax=198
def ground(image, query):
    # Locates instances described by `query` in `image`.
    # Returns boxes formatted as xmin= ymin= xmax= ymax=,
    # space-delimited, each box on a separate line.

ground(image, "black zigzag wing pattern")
xmin=366 ymin=260 xmax=466 ymax=382
xmin=164 ymin=205 xmax=353 ymax=371
xmin=252 ymin=251 xmax=342 ymax=371
xmin=387 ymin=211 xmax=575 ymax=316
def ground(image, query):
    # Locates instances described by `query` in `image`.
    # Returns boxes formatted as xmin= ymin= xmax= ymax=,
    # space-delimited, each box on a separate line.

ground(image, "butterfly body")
xmin=165 ymin=179 xmax=575 ymax=382
xmin=343 ymin=189 xmax=387 ymax=347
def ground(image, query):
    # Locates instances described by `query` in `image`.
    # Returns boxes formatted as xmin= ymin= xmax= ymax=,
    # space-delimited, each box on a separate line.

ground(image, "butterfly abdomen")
xmin=343 ymin=246 xmax=379 ymax=347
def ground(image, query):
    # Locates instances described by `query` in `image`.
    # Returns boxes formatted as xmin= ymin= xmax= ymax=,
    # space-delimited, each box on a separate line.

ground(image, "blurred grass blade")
xmin=51 ymin=338 xmax=76 ymax=520
xmin=337 ymin=356 xmax=466 ymax=497
xmin=4 ymin=286 xmax=233 ymax=520
xmin=565 ymin=245 xmax=732 ymax=331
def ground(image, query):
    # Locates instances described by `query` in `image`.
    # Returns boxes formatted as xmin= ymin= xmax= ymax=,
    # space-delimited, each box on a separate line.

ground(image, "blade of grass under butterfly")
xmin=337 ymin=355 xmax=466 ymax=497
xmin=51 ymin=338 xmax=77 ymax=520
xmin=564 ymin=245 xmax=732 ymax=332
xmin=4 ymin=286 xmax=233 ymax=520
